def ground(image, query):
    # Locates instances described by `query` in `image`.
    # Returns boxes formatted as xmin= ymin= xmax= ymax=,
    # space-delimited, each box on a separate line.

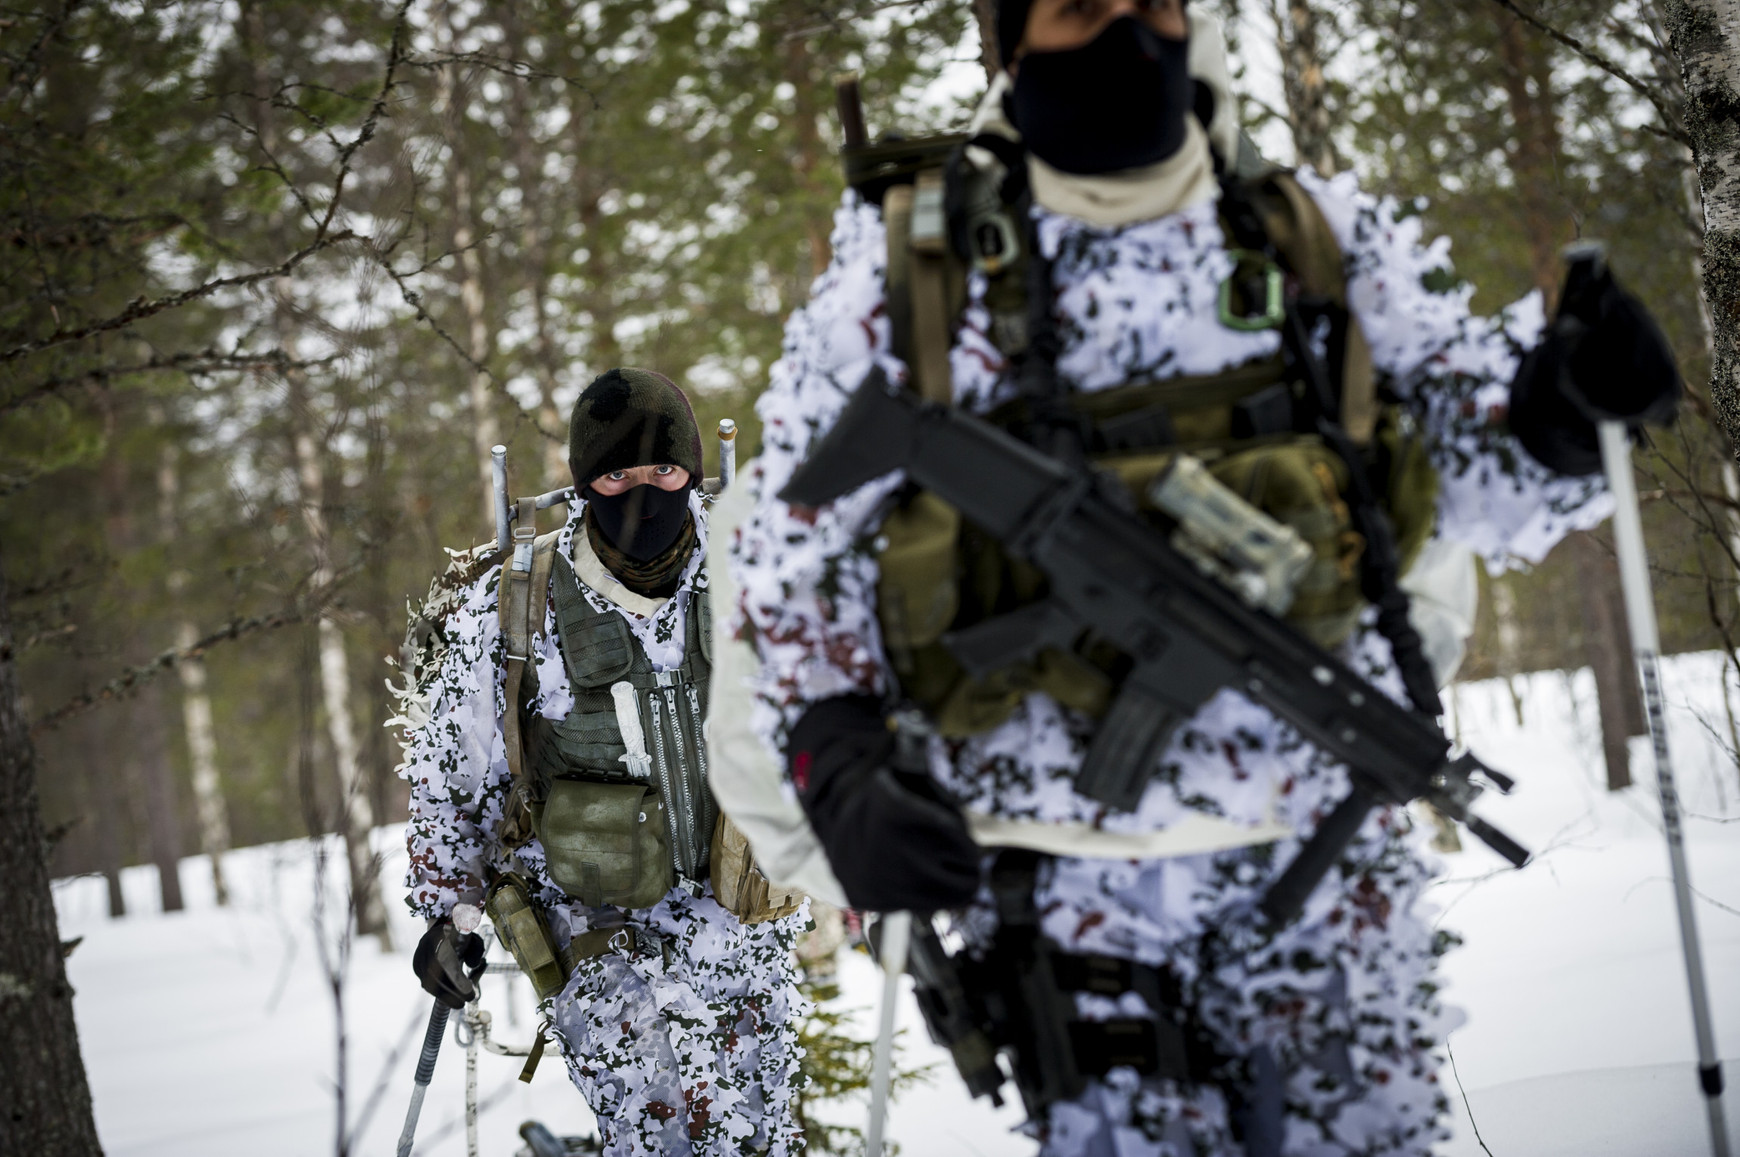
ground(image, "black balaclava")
xmin=1007 ymin=16 xmax=1195 ymax=176
xmin=568 ymin=367 xmax=703 ymax=562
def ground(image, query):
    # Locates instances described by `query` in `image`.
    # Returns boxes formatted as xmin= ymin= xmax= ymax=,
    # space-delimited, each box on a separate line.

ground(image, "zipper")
xmin=646 ymin=690 xmax=690 ymax=879
xmin=661 ymin=679 xmax=697 ymax=877
xmin=686 ymin=684 xmax=716 ymax=864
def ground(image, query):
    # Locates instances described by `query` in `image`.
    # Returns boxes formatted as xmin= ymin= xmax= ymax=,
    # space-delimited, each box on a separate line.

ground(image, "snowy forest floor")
xmin=53 ymin=653 xmax=1740 ymax=1157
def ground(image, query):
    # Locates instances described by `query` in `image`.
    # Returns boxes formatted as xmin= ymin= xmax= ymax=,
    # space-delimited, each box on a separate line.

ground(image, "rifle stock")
xmin=780 ymin=368 xmax=1528 ymax=921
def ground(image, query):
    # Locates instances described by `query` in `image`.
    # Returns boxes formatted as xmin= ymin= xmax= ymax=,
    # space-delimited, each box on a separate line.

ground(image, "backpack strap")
xmin=1236 ymin=173 xmax=1378 ymax=445
xmin=498 ymin=501 xmax=561 ymax=848
xmin=885 ymin=166 xmax=969 ymax=405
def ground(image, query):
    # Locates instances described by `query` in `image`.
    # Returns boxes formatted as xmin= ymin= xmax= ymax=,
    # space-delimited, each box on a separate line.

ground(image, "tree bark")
xmin=1274 ymin=0 xmax=1338 ymax=175
xmin=1662 ymin=0 xmax=1740 ymax=452
xmin=0 ymin=551 xmax=105 ymax=1155
xmin=1496 ymin=14 xmax=1569 ymax=306
xmin=157 ymin=441 xmax=231 ymax=906
xmin=973 ymin=0 xmax=1000 ymax=81
xmin=1491 ymin=574 xmax=1527 ymax=726
xmin=781 ymin=15 xmax=834 ymax=280
xmin=99 ymin=437 xmax=184 ymax=913
xmin=1572 ymin=532 xmax=1645 ymax=789
xmin=130 ymin=685 xmax=185 ymax=912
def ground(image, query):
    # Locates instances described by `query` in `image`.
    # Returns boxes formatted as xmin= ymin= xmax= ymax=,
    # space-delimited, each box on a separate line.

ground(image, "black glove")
xmin=789 ymin=695 xmax=981 ymax=912
xmin=1509 ymin=246 xmax=1681 ymax=476
xmin=413 ymin=917 xmax=486 ymax=1009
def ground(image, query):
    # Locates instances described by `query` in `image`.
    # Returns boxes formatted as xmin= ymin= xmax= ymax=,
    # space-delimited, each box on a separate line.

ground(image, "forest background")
xmin=3 ymin=0 xmax=1740 ymax=1144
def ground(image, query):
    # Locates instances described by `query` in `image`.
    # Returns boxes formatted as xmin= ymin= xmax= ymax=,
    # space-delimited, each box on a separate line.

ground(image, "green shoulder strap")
xmin=497 ymin=511 xmax=561 ymax=848
xmin=1241 ymin=172 xmax=1379 ymax=445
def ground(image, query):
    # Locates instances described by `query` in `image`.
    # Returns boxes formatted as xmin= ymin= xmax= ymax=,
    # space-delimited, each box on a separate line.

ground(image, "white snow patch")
xmin=54 ymin=652 xmax=1740 ymax=1155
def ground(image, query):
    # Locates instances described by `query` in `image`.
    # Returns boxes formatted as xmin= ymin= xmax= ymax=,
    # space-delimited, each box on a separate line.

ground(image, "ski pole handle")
xmin=397 ymin=999 xmax=451 ymax=1157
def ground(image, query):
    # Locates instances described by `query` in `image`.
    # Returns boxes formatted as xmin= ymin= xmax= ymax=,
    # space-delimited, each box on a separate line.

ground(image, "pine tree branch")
xmin=0 ymin=349 xmax=343 ymax=415
xmin=366 ymin=241 xmax=564 ymax=443
xmin=1480 ymin=0 xmax=1691 ymax=148
xmin=0 ymin=230 xmax=360 ymax=366
xmin=28 ymin=606 xmax=308 ymax=735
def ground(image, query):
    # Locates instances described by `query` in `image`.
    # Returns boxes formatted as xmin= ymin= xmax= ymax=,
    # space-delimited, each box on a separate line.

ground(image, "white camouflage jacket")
xmin=729 ymin=174 xmax=1609 ymax=1155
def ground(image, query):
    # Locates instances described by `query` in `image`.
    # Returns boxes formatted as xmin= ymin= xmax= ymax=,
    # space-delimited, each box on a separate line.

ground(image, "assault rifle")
xmin=780 ymin=368 xmax=1528 ymax=924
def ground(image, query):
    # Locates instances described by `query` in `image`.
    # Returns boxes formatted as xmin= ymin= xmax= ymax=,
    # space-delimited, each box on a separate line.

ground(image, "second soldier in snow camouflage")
xmin=731 ymin=0 xmax=1679 ymax=1154
xmin=402 ymin=368 xmax=807 ymax=1157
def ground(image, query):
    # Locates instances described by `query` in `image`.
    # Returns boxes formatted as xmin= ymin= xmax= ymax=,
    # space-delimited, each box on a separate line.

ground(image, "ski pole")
xmin=396 ymin=999 xmax=451 ymax=1157
xmin=1599 ymin=419 xmax=1731 ymax=1157
xmin=866 ymin=910 xmax=912 ymax=1156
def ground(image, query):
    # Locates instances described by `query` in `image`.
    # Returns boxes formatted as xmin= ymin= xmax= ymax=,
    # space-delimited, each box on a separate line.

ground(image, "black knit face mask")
xmin=588 ymin=482 xmax=692 ymax=561
xmin=1009 ymin=17 xmax=1193 ymax=176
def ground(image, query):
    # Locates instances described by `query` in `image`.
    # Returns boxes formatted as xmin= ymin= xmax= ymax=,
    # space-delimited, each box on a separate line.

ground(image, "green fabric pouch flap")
xmin=536 ymin=779 xmax=672 ymax=909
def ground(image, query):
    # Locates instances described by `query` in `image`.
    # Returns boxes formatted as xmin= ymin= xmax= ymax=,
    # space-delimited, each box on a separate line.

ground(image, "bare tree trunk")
xmin=1496 ymin=15 xmax=1569 ymax=304
xmin=240 ymin=2 xmax=388 ymax=945
xmin=1573 ymin=533 xmax=1645 ymax=789
xmin=89 ymin=754 xmax=126 ymax=917
xmin=782 ymin=13 xmax=834 ymax=280
xmin=0 ymin=553 xmax=105 ymax=1155
xmin=285 ymin=350 xmax=391 ymax=947
xmin=1662 ymin=0 xmax=1740 ymax=452
xmin=1492 ymin=574 xmax=1527 ymax=726
xmin=157 ymin=441 xmax=231 ymax=906
xmin=1272 ymin=0 xmax=1338 ymax=174
xmin=504 ymin=12 xmax=575 ymax=494
xmin=131 ymin=685 xmax=186 ymax=912
xmin=436 ymin=6 xmax=503 ymax=525
xmin=99 ymin=439 xmax=184 ymax=913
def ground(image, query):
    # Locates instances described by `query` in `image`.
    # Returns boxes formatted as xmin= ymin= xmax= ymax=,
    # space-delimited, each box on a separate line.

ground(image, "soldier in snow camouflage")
xmin=400 ymin=368 xmax=808 ymax=1157
xmin=728 ymin=0 xmax=1679 ymax=1153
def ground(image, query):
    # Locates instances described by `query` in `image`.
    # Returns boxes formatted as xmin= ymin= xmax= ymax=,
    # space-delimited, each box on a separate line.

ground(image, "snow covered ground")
xmin=53 ymin=652 xmax=1740 ymax=1156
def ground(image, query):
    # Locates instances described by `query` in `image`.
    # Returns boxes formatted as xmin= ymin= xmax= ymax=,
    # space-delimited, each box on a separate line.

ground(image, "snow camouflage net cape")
xmin=729 ymin=173 xmax=1612 ymax=1156
xmin=391 ymin=494 xmax=808 ymax=1157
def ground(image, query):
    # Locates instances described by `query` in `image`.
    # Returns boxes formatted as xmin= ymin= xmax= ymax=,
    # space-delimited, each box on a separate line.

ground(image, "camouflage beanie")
xmin=567 ymin=367 xmax=704 ymax=489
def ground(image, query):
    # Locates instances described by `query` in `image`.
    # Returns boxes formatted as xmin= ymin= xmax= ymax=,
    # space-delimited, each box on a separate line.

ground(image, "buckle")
xmin=1218 ymin=250 xmax=1285 ymax=332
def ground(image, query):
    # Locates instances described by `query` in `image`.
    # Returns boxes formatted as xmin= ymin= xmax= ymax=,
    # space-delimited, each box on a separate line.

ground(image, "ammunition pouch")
xmin=533 ymin=778 xmax=674 ymax=910
xmin=485 ymin=873 xmax=572 ymax=1001
xmin=709 ymin=813 xmax=806 ymax=925
xmin=909 ymin=927 xmax=1231 ymax=1120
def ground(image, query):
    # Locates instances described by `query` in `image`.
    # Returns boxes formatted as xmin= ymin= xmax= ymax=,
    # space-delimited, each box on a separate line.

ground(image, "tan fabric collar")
xmin=1025 ymin=118 xmax=1217 ymax=228
xmin=569 ymin=519 xmax=670 ymax=618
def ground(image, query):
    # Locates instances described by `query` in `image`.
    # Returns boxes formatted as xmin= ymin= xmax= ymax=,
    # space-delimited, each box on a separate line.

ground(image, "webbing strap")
xmin=908 ymin=169 xmax=956 ymax=404
xmin=498 ymin=501 xmax=560 ymax=847
xmin=1239 ymin=174 xmax=1377 ymax=445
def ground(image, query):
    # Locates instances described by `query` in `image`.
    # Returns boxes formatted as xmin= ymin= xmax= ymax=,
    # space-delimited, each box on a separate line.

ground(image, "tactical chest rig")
xmin=862 ymin=135 xmax=1443 ymax=745
xmin=497 ymin=528 xmax=715 ymax=908
xmin=493 ymin=518 xmax=799 ymax=938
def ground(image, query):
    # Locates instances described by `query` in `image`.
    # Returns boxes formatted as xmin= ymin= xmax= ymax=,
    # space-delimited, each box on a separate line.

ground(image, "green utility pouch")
xmin=484 ymin=873 xmax=569 ymax=1001
xmin=533 ymin=778 xmax=672 ymax=910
